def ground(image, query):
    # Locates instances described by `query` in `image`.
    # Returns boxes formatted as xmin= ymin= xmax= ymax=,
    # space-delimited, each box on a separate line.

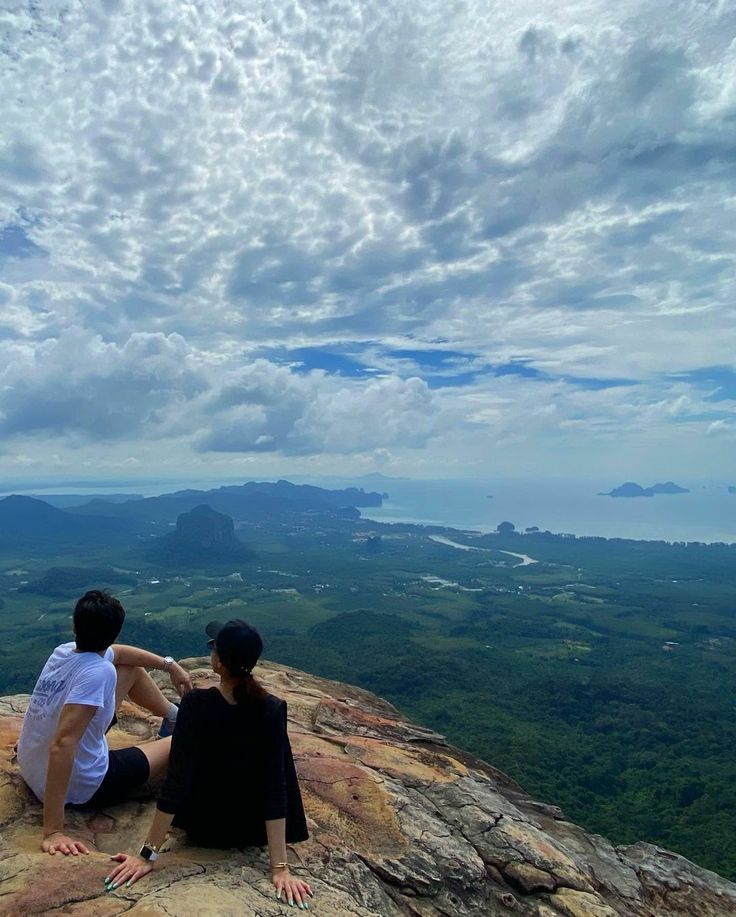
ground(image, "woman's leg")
xmin=115 ymin=665 xmax=172 ymax=718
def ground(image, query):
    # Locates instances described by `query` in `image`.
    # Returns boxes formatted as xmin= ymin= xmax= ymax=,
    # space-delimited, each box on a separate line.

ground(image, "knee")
xmin=116 ymin=664 xmax=145 ymax=677
xmin=115 ymin=664 xmax=147 ymax=691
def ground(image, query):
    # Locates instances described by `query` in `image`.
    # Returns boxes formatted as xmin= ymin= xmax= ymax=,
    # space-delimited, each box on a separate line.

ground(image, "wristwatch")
xmin=162 ymin=656 xmax=174 ymax=672
xmin=139 ymin=843 xmax=159 ymax=862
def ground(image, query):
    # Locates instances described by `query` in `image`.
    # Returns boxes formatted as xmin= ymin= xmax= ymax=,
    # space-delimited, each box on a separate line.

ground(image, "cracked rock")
xmin=0 ymin=659 xmax=734 ymax=916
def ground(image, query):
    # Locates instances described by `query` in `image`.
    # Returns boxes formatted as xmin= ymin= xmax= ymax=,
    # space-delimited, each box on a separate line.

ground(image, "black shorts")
xmin=76 ymin=747 xmax=150 ymax=809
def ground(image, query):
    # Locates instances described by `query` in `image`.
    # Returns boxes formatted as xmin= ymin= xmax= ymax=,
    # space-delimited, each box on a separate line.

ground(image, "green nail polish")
xmin=126 ymin=880 xmax=131 ymax=887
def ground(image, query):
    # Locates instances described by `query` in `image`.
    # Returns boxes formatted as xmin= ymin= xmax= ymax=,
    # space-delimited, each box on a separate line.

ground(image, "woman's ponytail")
xmin=232 ymin=669 xmax=268 ymax=705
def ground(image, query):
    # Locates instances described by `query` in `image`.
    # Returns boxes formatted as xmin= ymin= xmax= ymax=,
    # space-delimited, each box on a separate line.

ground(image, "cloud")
xmin=0 ymin=330 xmax=204 ymax=439
xmin=0 ymin=0 xmax=733 ymax=478
xmin=195 ymin=361 xmax=442 ymax=455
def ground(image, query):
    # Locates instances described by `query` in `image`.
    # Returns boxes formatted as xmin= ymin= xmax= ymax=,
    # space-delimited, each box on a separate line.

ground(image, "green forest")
xmin=1 ymin=510 xmax=735 ymax=879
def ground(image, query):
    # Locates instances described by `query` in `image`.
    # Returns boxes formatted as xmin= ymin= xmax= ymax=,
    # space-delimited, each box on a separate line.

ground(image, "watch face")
xmin=140 ymin=845 xmax=154 ymax=860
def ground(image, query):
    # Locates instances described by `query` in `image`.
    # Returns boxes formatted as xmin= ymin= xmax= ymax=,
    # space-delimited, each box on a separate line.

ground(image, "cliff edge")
xmin=1 ymin=659 xmax=735 ymax=917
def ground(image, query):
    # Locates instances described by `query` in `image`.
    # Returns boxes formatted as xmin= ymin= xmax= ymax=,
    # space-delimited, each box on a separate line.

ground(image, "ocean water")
xmin=362 ymin=478 xmax=736 ymax=544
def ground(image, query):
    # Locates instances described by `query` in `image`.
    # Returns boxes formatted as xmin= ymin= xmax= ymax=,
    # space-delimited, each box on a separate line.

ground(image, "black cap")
xmin=205 ymin=619 xmax=263 ymax=676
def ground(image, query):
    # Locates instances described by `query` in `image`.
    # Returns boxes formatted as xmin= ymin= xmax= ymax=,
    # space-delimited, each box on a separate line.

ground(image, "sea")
xmin=2 ymin=476 xmax=734 ymax=544
xmin=359 ymin=477 xmax=735 ymax=544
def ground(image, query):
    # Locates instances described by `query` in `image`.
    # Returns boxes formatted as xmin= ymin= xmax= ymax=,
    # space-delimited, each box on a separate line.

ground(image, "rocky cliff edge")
xmin=1 ymin=659 xmax=735 ymax=917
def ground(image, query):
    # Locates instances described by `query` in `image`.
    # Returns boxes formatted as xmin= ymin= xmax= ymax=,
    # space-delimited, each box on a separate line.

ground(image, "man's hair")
xmin=73 ymin=590 xmax=125 ymax=652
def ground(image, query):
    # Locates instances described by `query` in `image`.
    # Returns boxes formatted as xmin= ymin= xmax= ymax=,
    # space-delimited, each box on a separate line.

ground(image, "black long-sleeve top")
xmin=157 ymin=687 xmax=308 ymax=848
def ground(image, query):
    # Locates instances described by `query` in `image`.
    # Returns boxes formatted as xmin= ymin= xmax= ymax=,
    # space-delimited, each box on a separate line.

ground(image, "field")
xmin=2 ymin=519 xmax=735 ymax=879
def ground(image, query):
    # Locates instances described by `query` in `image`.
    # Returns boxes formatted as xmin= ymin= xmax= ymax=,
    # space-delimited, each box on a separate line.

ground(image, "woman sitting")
xmin=104 ymin=620 xmax=312 ymax=909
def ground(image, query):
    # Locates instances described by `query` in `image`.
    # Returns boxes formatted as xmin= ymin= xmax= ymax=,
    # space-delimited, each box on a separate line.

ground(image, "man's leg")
xmin=115 ymin=665 xmax=173 ymax=719
xmin=135 ymin=735 xmax=172 ymax=780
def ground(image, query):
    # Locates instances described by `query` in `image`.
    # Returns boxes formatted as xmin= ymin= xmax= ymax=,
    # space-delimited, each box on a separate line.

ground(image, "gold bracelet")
xmin=271 ymin=861 xmax=289 ymax=870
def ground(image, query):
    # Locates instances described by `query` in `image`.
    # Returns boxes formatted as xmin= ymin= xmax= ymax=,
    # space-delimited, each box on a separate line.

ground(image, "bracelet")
xmin=271 ymin=861 xmax=289 ymax=870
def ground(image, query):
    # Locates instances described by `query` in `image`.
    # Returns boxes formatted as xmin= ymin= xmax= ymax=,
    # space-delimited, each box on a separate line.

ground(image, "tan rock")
xmin=504 ymin=862 xmax=556 ymax=893
xmin=0 ymin=658 xmax=734 ymax=916
xmin=549 ymin=888 xmax=619 ymax=917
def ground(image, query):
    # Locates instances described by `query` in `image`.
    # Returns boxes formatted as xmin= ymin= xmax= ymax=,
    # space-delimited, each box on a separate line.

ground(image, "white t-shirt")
xmin=17 ymin=642 xmax=117 ymax=804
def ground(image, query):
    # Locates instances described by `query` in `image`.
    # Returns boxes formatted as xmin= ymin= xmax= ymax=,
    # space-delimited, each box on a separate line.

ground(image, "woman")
xmin=104 ymin=620 xmax=312 ymax=909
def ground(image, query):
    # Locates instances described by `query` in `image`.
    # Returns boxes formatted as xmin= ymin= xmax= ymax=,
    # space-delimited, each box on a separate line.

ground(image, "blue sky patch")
xmin=266 ymin=346 xmax=376 ymax=377
xmin=0 ymin=223 xmax=44 ymax=260
xmin=667 ymin=367 xmax=736 ymax=402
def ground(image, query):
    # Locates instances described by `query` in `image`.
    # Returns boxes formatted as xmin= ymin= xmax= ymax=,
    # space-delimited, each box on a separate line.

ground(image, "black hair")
xmin=231 ymin=671 xmax=268 ymax=705
xmin=217 ymin=648 xmax=267 ymax=705
xmin=73 ymin=590 xmax=125 ymax=652
xmin=210 ymin=619 xmax=267 ymax=705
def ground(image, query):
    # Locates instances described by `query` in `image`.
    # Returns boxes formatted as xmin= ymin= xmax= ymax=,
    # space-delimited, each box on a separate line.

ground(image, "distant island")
xmin=729 ymin=485 xmax=736 ymax=494
xmin=601 ymin=481 xmax=690 ymax=498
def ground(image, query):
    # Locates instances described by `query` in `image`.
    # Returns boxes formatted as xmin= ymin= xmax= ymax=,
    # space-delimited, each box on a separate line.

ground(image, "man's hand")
xmin=42 ymin=831 xmax=90 ymax=856
xmin=105 ymin=852 xmax=158 ymax=889
xmin=169 ymin=663 xmax=192 ymax=697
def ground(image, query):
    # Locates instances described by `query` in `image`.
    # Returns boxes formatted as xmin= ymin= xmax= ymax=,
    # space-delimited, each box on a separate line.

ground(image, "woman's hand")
xmin=104 ymin=852 xmax=159 ymax=890
xmin=272 ymin=866 xmax=313 ymax=909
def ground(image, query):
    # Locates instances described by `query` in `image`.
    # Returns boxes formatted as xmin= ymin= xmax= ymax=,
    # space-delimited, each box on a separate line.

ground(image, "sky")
xmin=1 ymin=0 xmax=735 ymax=486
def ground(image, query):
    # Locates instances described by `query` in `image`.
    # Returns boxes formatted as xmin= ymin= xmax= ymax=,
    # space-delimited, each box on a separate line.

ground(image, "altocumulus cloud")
xmin=0 ymin=0 xmax=734 ymax=476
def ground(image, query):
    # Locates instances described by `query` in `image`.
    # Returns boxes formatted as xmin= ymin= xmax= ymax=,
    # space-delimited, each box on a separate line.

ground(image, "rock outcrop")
xmin=149 ymin=505 xmax=252 ymax=564
xmin=1 ymin=660 xmax=735 ymax=916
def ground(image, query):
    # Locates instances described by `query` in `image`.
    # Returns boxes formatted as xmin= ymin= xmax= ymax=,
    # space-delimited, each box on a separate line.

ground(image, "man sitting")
xmin=17 ymin=589 xmax=192 ymax=855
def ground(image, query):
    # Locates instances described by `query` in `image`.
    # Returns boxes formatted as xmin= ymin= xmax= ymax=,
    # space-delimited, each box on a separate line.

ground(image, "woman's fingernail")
xmin=126 ymin=880 xmax=131 ymax=887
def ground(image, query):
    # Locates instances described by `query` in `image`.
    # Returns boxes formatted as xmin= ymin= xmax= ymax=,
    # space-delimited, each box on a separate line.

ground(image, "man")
xmin=17 ymin=589 xmax=193 ymax=856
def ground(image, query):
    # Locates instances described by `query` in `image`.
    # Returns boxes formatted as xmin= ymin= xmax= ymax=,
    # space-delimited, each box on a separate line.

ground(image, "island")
xmin=601 ymin=481 xmax=690 ymax=498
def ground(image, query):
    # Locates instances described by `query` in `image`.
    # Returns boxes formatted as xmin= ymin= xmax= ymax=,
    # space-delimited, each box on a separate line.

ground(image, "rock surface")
xmin=1 ymin=660 xmax=735 ymax=917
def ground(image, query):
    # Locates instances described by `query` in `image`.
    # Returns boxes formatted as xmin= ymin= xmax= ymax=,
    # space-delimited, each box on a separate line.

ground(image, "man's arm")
xmin=111 ymin=644 xmax=192 ymax=696
xmin=42 ymin=703 xmax=97 ymax=856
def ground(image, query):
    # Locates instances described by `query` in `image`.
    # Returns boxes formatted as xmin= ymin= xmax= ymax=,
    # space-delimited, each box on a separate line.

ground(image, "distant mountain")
xmin=71 ymin=479 xmax=383 ymax=525
xmin=357 ymin=472 xmax=411 ymax=482
xmin=24 ymin=493 xmax=144 ymax=508
xmin=601 ymin=481 xmax=689 ymax=498
xmin=728 ymin=485 xmax=736 ymax=494
xmin=0 ymin=495 xmax=135 ymax=543
xmin=147 ymin=505 xmax=254 ymax=564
